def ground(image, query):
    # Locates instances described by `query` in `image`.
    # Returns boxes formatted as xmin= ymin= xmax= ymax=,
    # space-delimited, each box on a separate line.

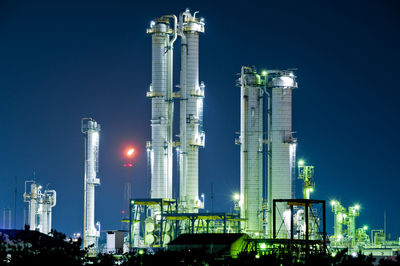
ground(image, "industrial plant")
xmin=7 ymin=8 xmax=398 ymax=262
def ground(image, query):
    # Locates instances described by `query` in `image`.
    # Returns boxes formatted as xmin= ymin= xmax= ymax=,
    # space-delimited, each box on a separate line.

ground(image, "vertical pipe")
xmin=290 ymin=204 xmax=294 ymax=240
xmin=305 ymin=202 xmax=309 ymax=255
xmin=13 ymin=176 xmax=17 ymax=229
xmin=323 ymin=201 xmax=326 ymax=249
xmin=129 ymin=200 xmax=132 ymax=250
xmin=273 ymin=200 xmax=276 ymax=239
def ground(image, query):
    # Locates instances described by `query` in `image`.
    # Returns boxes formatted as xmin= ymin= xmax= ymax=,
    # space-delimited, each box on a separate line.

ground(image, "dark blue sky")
xmin=1 ymin=0 xmax=399 ymax=238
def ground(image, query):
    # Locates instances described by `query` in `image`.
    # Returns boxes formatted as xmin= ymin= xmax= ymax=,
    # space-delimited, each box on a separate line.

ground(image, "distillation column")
xmin=24 ymin=182 xmax=38 ymax=231
xmin=82 ymin=118 xmax=101 ymax=250
xmin=41 ymin=190 xmax=56 ymax=234
xmin=147 ymin=16 xmax=177 ymax=199
xmin=23 ymin=181 xmax=56 ymax=234
xmin=179 ymin=11 xmax=205 ymax=213
xmin=239 ymin=67 xmax=263 ymax=234
xmin=267 ymin=71 xmax=297 ymax=238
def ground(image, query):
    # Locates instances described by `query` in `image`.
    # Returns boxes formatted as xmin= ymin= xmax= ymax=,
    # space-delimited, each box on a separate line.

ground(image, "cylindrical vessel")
xmin=29 ymin=183 xmax=37 ymax=230
xmin=267 ymin=71 xmax=297 ymax=238
xmin=82 ymin=118 xmax=101 ymax=250
xmin=239 ymin=67 xmax=264 ymax=235
xmin=179 ymin=13 xmax=205 ymax=213
xmin=147 ymin=18 xmax=174 ymax=199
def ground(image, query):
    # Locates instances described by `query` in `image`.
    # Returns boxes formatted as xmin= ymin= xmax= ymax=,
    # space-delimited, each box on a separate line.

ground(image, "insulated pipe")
xmin=179 ymin=11 xmax=189 ymax=210
xmin=164 ymin=14 xmax=177 ymax=199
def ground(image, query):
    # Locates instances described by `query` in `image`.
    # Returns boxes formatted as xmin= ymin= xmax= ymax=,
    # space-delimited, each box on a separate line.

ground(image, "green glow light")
xmin=355 ymin=204 xmax=360 ymax=210
xmin=363 ymin=225 xmax=368 ymax=230
xmin=255 ymin=254 xmax=260 ymax=259
xmin=261 ymin=70 xmax=267 ymax=76
xmin=138 ymin=249 xmax=145 ymax=255
xmin=298 ymin=160 xmax=305 ymax=166
xmin=330 ymin=200 xmax=336 ymax=206
xmin=259 ymin=243 xmax=267 ymax=250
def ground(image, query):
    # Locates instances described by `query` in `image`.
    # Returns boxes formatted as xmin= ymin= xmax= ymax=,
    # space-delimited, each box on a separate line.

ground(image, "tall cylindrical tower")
xmin=239 ymin=67 xmax=264 ymax=234
xmin=267 ymin=71 xmax=297 ymax=238
xmin=82 ymin=118 xmax=101 ymax=250
xmin=178 ymin=11 xmax=205 ymax=213
xmin=147 ymin=16 xmax=177 ymax=199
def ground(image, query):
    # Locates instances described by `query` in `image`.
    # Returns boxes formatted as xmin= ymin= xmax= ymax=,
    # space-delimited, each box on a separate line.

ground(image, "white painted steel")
xmin=267 ymin=71 xmax=297 ymax=238
xmin=82 ymin=118 xmax=101 ymax=250
xmin=178 ymin=11 xmax=205 ymax=213
xmin=147 ymin=17 xmax=177 ymax=199
xmin=239 ymin=67 xmax=264 ymax=235
xmin=23 ymin=181 xmax=56 ymax=234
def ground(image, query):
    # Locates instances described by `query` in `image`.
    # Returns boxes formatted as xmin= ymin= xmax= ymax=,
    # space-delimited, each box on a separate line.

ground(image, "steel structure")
xmin=297 ymin=162 xmax=315 ymax=200
xmin=266 ymin=70 xmax=297 ymax=238
xmin=239 ymin=66 xmax=264 ymax=235
xmin=178 ymin=10 xmax=205 ymax=213
xmin=23 ymin=180 xmax=56 ymax=234
xmin=146 ymin=15 xmax=177 ymax=200
xmin=272 ymin=199 xmax=327 ymax=247
xmin=82 ymin=118 xmax=101 ymax=250
xmin=129 ymin=198 xmax=178 ymax=248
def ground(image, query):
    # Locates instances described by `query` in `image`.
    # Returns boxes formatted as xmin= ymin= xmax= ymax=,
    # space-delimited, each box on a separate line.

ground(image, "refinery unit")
xmin=23 ymin=180 xmax=56 ymax=234
xmin=12 ymin=8 xmax=399 ymax=259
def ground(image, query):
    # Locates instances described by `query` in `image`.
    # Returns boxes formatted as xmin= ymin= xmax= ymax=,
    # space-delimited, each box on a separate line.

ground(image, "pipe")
xmin=45 ymin=190 xmax=56 ymax=207
xmin=163 ymin=14 xmax=177 ymax=199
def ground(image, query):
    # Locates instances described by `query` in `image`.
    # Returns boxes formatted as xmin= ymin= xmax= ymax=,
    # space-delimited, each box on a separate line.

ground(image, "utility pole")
xmin=14 ymin=176 xmax=17 ymax=229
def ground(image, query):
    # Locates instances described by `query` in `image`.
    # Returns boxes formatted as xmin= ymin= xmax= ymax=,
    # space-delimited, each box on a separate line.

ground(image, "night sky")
xmin=1 ymin=0 xmax=399 ymax=238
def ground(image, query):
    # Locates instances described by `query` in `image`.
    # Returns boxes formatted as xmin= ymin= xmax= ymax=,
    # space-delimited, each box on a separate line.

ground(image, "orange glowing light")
xmin=127 ymin=148 xmax=134 ymax=156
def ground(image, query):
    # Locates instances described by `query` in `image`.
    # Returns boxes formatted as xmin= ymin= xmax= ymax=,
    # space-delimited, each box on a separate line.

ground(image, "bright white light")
xmin=351 ymin=252 xmax=357 ymax=258
xmin=233 ymin=193 xmax=240 ymax=201
xmin=127 ymin=148 xmax=134 ymax=156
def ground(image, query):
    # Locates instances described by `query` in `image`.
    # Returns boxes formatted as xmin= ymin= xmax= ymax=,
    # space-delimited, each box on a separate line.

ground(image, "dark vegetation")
xmin=1 ymin=230 xmax=399 ymax=265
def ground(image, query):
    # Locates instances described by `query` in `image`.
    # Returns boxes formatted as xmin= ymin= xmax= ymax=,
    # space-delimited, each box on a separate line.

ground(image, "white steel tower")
xmin=266 ymin=71 xmax=297 ymax=238
xmin=82 ymin=118 xmax=101 ymax=250
xmin=178 ymin=10 xmax=205 ymax=213
xmin=23 ymin=180 xmax=56 ymax=234
xmin=146 ymin=15 xmax=177 ymax=199
xmin=239 ymin=67 xmax=263 ymax=234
